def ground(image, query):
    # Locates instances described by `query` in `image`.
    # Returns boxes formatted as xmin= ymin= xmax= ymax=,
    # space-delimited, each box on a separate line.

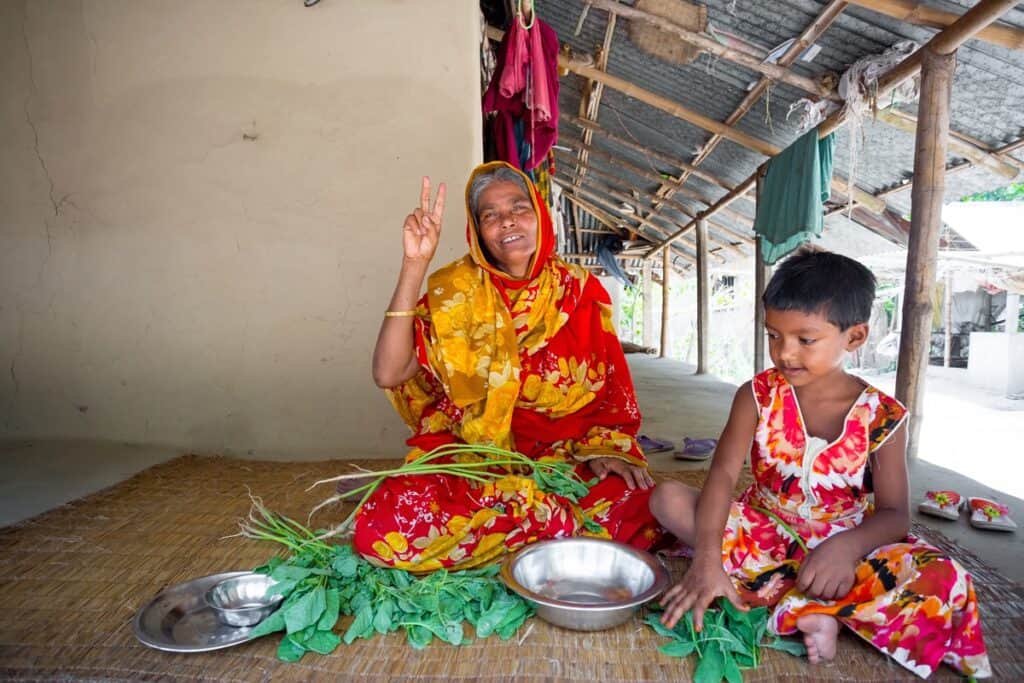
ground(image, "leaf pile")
xmin=241 ymin=502 xmax=533 ymax=662
xmin=644 ymin=599 xmax=806 ymax=683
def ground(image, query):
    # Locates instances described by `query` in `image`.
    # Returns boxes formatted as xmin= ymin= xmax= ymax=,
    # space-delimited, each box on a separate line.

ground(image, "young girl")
xmin=650 ymin=248 xmax=991 ymax=679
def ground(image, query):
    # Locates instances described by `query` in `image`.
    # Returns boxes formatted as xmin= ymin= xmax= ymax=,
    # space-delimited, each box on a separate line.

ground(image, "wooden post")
xmin=943 ymin=270 xmax=953 ymax=367
xmin=642 ymin=259 xmax=654 ymax=349
xmin=696 ymin=220 xmax=710 ymax=374
xmin=895 ymin=46 xmax=957 ymax=460
xmin=754 ymin=168 xmax=768 ymax=374
xmin=660 ymin=247 xmax=671 ymax=358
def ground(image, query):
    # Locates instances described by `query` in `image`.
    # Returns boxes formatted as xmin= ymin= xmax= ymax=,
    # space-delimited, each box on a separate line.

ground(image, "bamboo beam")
xmin=845 ymin=0 xmax=1024 ymax=51
xmin=653 ymin=1 xmax=849 ymax=210
xmin=874 ymin=108 xmax=1019 ymax=179
xmin=558 ymin=171 xmax=734 ymax=262
xmin=562 ymin=114 xmax=736 ymax=192
xmin=660 ymin=247 xmax=670 ymax=357
xmin=552 ymin=151 xmax=752 ymax=251
xmin=754 ymin=168 xmax=768 ymax=375
xmin=696 ymin=219 xmax=709 ymax=375
xmin=564 ymin=193 xmax=624 ymax=236
xmin=819 ymin=0 xmax=1020 ymax=137
xmin=585 ymin=0 xmax=834 ymax=97
xmin=996 ymin=137 xmax=1024 ymax=155
xmin=895 ymin=46 xmax=956 ymax=461
xmin=554 ymin=141 xmax=756 ymax=234
xmin=484 ymin=25 xmax=778 ymax=156
xmin=576 ymin=14 xmax=617 ymax=185
xmin=647 ymin=174 xmax=758 ymax=258
xmin=559 ymin=184 xmax=699 ymax=263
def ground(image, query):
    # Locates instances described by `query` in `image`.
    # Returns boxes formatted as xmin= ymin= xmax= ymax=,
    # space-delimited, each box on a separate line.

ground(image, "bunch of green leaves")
xmin=307 ymin=443 xmax=602 ymax=537
xmin=238 ymin=498 xmax=533 ymax=662
xmin=644 ymin=599 xmax=806 ymax=683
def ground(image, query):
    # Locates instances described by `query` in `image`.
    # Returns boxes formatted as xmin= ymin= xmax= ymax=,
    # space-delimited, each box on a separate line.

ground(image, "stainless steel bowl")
xmin=203 ymin=573 xmax=284 ymax=627
xmin=500 ymin=537 xmax=669 ymax=631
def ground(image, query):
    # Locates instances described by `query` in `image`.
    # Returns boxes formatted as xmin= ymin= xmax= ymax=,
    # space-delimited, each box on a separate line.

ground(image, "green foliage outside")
xmin=959 ymin=182 xmax=1024 ymax=202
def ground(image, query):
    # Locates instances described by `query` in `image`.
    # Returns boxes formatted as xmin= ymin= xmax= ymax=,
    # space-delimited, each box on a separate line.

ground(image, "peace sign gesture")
xmin=403 ymin=176 xmax=447 ymax=264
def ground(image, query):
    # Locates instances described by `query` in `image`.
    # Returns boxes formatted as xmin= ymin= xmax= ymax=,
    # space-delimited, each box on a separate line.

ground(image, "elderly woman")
xmin=358 ymin=161 xmax=661 ymax=571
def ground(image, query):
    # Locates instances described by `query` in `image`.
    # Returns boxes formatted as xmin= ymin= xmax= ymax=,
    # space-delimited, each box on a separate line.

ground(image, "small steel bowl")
xmin=500 ymin=537 xmax=669 ymax=631
xmin=203 ymin=573 xmax=284 ymax=627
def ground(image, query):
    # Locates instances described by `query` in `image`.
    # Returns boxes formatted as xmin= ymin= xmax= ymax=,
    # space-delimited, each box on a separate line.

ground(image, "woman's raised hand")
xmin=403 ymin=176 xmax=447 ymax=264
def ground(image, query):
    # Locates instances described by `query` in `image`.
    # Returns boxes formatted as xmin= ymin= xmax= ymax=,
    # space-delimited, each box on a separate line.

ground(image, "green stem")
xmin=749 ymin=505 xmax=809 ymax=553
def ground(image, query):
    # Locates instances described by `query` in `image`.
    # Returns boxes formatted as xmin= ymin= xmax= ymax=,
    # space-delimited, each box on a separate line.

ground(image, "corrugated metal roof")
xmin=526 ymin=0 xmax=1024 ymax=272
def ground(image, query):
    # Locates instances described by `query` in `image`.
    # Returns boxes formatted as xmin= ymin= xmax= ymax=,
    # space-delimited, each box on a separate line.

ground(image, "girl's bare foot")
xmin=796 ymin=614 xmax=839 ymax=664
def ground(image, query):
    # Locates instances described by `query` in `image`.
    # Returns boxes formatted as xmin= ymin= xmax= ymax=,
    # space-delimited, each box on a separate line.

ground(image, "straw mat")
xmin=1 ymin=455 xmax=1021 ymax=681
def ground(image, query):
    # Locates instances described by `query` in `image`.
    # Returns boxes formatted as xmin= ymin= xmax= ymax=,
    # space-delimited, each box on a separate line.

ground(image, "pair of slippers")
xmin=638 ymin=435 xmax=717 ymax=461
xmin=918 ymin=490 xmax=1018 ymax=532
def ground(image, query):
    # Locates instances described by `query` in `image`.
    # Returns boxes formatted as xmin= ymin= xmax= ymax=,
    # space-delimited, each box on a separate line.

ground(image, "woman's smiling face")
xmin=475 ymin=180 xmax=538 ymax=278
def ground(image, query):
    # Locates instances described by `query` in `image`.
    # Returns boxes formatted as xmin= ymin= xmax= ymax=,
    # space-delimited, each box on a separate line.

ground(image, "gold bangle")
xmin=384 ymin=309 xmax=417 ymax=318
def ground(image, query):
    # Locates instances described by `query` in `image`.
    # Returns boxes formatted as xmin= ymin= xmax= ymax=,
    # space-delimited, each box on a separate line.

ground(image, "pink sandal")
xmin=917 ymin=490 xmax=963 ymax=521
xmin=967 ymin=497 xmax=1017 ymax=532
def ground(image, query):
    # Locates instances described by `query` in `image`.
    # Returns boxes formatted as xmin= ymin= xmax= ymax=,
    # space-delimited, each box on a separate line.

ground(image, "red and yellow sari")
xmin=353 ymin=162 xmax=662 ymax=571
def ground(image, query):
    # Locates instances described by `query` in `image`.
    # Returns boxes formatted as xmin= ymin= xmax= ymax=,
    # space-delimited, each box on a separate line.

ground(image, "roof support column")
xmin=696 ymin=220 xmax=709 ymax=375
xmin=660 ymin=247 xmax=671 ymax=358
xmin=754 ymin=168 xmax=769 ymax=375
xmin=895 ymin=45 xmax=956 ymax=460
xmin=642 ymin=259 xmax=654 ymax=349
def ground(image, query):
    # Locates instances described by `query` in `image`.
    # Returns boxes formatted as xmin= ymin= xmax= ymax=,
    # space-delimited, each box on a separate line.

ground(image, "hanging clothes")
xmin=753 ymin=128 xmax=836 ymax=265
xmin=482 ymin=14 xmax=560 ymax=171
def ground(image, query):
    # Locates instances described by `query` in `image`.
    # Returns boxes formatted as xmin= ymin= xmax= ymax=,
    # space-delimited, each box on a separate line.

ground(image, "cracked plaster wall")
xmin=0 ymin=0 xmax=482 ymax=458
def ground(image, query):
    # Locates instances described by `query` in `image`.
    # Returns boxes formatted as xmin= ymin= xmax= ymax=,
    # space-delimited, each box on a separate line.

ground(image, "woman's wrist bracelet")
xmin=384 ymin=309 xmax=417 ymax=318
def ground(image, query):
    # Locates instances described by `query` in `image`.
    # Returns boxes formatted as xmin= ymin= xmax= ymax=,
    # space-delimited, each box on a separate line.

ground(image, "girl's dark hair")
xmin=762 ymin=247 xmax=876 ymax=330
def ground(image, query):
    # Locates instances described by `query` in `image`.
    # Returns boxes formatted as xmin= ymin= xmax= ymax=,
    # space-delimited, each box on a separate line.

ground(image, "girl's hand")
xmin=589 ymin=457 xmax=655 ymax=490
xmin=402 ymin=177 xmax=446 ymax=264
xmin=797 ymin=536 xmax=859 ymax=600
xmin=660 ymin=558 xmax=747 ymax=631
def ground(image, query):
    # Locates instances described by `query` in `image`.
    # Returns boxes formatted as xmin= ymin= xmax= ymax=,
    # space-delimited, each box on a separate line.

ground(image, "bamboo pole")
xmin=754 ymin=167 xmax=768 ymax=375
xmin=845 ymin=0 xmax=1024 ymax=51
xmin=696 ymin=219 xmax=710 ymax=375
xmin=651 ymin=0 xmax=1018 ymax=258
xmin=943 ymin=270 xmax=953 ymax=368
xmin=895 ymin=45 xmax=956 ymax=461
xmin=553 ymin=156 xmax=750 ymax=255
xmin=642 ymin=259 xmax=654 ymax=349
xmin=558 ymin=183 xmax=700 ymax=263
xmin=647 ymin=174 xmax=758 ymax=258
xmin=996 ymin=137 xmax=1024 ymax=155
xmin=562 ymin=114 xmax=735 ymax=192
xmin=818 ymin=0 xmax=1019 ymax=138
xmin=584 ymin=0 xmax=834 ymax=97
xmin=874 ymin=108 xmax=1019 ymax=179
xmin=553 ymin=142 xmax=756 ymax=235
xmin=576 ymin=14 xmax=617 ymax=185
xmin=660 ymin=247 xmax=670 ymax=357
xmin=652 ymin=1 xmax=849 ymax=209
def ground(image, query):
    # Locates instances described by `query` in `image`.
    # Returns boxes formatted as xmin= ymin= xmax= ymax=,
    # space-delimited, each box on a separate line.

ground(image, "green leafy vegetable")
xmin=644 ymin=598 xmax=806 ymax=682
xmin=239 ymin=498 xmax=534 ymax=662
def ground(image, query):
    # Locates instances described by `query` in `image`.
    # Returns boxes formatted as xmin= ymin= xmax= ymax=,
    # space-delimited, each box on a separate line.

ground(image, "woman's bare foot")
xmin=796 ymin=614 xmax=839 ymax=664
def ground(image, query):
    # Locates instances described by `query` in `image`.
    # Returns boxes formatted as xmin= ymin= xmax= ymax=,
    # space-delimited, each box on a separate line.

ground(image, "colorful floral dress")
xmin=723 ymin=368 xmax=990 ymax=678
xmin=352 ymin=162 xmax=661 ymax=572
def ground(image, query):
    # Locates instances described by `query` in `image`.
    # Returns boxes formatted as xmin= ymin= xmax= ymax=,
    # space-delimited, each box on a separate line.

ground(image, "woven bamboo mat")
xmin=0 ymin=455 xmax=1020 ymax=681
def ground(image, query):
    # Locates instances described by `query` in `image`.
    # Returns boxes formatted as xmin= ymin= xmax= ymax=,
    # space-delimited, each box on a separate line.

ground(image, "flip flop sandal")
xmin=638 ymin=435 xmax=674 ymax=454
xmin=674 ymin=437 xmax=717 ymax=461
xmin=917 ymin=490 xmax=963 ymax=521
xmin=968 ymin=497 xmax=1018 ymax=532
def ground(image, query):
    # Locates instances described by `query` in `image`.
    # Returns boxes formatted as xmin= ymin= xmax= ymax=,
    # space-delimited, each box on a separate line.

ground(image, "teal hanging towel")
xmin=753 ymin=127 xmax=836 ymax=265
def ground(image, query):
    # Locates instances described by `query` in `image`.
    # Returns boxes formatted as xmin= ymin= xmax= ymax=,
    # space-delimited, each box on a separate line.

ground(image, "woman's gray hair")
xmin=468 ymin=167 xmax=532 ymax=223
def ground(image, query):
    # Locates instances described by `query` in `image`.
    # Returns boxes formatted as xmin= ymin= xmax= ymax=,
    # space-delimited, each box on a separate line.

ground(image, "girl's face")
xmin=765 ymin=307 xmax=868 ymax=388
xmin=476 ymin=180 xmax=538 ymax=278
